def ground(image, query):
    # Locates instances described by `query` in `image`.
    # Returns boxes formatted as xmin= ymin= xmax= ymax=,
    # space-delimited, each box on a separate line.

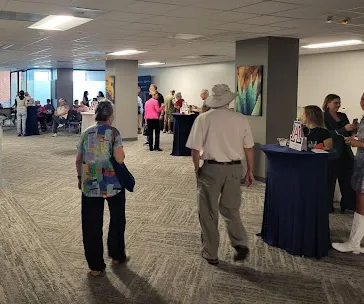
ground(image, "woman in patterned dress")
xmin=332 ymin=93 xmax=364 ymax=254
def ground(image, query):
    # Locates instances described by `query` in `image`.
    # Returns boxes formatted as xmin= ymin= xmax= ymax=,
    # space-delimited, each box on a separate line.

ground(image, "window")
xmin=0 ymin=71 xmax=11 ymax=108
xmin=26 ymin=70 xmax=51 ymax=104
xmin=73 ymin=70 xmax=105 ymax=102
xmin=10 ymin=72 xmax=18 ymax=107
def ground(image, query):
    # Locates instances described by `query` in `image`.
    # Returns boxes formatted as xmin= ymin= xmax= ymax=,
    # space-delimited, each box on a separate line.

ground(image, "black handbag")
xmin=143 ymin=125 xmax=149 ymax=136
xmin=111 ymin=128 xmax=135 ymax=192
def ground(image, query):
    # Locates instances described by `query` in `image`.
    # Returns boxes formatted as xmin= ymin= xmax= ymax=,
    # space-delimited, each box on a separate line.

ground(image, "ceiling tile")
xmin=97 ymin=11 xmax=152 ymax=22
xmin=5 ymin=1 xmax=71 ymax=14
xmin=71 ymin=0 xmax=134 ymax=10
xmin=213 ymin=23 xmax=255 ymax=32
xmin=238 ymin=15 xmax=292 ymax=25
xmin=208 ymin=11 xmax=258 ymax=22
xmin=245 ymin=25 xmax=289 ymax=33
xmin=119 ymin=1 xmax=182 ymax=15
xmin=235 ymin=1 xmax=302 ymax=14
xmin=167 ymin=6 xmax=221 ymax=18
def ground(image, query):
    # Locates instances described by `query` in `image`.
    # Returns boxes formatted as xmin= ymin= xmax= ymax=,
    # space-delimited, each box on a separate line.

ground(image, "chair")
xmin=66 ymin=110 xmax=82 ymax=134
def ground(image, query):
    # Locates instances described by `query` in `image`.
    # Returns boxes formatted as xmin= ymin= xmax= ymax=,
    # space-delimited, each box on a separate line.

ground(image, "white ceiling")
xmin=1 ymin=0 xmax=364 ymax=70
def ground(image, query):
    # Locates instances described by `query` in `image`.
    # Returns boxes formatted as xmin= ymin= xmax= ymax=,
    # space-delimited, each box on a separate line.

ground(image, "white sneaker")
xmin=52 ymin=133 xmax=57 ymax=137
xmin=58 ymin=124 xmax=64 ymax=128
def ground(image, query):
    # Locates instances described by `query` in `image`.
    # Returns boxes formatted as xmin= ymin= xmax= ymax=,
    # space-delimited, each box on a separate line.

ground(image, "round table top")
xmin=81 ymin=111 xmax=95 ymax=115
xmin=261 ymin=144 xmax=329 ymax=156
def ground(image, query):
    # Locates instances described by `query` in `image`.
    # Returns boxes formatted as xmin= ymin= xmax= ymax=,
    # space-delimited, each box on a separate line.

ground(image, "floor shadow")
xmin=86 ymin=274 xmax=132 ymax=304
xmin=217 ymin=262 xmax=326 ymax=303
xmin=112 ymin=264 xmax=169 ymax=304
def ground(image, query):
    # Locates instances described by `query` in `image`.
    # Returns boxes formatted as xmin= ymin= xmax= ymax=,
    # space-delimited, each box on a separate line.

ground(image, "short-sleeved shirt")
xmin=77 ymin=124 xmax=123 ymax=198
xmin=303 ymin=127 xmax=330 ymax=144
xmin=186 ymin=107 xmax=254 ymax=162
xmin=164 ymin=94 xmax=175 ymax=115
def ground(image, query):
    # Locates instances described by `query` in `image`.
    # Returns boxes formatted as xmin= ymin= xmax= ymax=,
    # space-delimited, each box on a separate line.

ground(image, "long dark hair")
xmin=322 ymin=94 xmax=340 ymax=111
xmin=83 ymin=91 xmax=89 ymax=101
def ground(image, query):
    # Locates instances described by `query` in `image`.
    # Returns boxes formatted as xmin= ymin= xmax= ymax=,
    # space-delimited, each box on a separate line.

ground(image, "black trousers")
xmin=147 ymin=119 xmax=160 ymax=151
xmin=328 ymin=155 xmax=356 ymax=212
xmin=81 ymin=190 xmax=126 ymax=271
xmin=38 ymin=116 xmax=47 ymax=131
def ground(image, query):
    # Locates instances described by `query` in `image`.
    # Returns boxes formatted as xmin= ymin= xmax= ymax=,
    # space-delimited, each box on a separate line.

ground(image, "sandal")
xmin=89 ymin=269 xmax=105 ymax=277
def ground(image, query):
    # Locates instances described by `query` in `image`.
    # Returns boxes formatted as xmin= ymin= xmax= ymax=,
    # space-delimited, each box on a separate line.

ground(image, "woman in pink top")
xmin=145 ymin=91 xmax=164 ymax=151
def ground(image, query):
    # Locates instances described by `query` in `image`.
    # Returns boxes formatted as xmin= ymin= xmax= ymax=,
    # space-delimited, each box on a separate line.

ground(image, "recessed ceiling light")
xmin=302 ymin=40 xmax=363 ymax=49
xmin=28 ymin=15 xmax=92 ymax=31
xmin=108 ymin=50 xmax=146 ymax=56
xmin=139 ymin=62 xmax=166 ymax=66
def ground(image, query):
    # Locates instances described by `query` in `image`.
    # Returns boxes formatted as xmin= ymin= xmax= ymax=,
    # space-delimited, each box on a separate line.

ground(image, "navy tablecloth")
xmin=260 ymin=144 xmax=330 ymax=258
xmin=171 ymin=113 xmax=197 ymax=156
xmin=26 ymin=106 xmax=39 ymax=136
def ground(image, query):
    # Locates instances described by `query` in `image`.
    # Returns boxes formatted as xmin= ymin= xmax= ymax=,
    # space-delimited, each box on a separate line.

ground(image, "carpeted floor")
xmin=0 ymin=128 xmax=364 ymax=304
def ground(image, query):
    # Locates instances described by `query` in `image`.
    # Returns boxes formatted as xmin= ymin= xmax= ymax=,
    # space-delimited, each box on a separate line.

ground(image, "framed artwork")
xmin=235 ymin=65 xmax=263 ymax=116
xmin=106 ymin=75 xmax=115 ymax=102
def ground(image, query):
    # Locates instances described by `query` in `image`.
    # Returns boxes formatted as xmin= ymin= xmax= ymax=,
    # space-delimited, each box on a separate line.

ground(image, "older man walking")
xmin=186 ymin=84 xmax=255 ymax=265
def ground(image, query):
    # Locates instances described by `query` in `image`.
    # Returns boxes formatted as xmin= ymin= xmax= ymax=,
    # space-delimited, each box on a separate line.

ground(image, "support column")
xmin=53 ymin=68 xmax=73 ymax=107
xmin=106 ymin=60 xmax=138 ymax=141
xmin=236 ymin=37 xmax=299 ymax=179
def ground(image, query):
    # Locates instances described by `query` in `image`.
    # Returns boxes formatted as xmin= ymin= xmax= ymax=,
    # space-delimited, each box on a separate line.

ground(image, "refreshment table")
xmin=171 ymin=113 xmax=197 ymax=156
xmin=260 ymin=144 xmax=330 ymax=258
xmin=81 ymin=111 xmax=95 ymax=133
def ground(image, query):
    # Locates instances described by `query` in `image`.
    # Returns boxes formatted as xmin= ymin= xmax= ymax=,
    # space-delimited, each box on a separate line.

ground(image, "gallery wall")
xmin=139 ymin=49 xmax=364 ymax=124
xmin=138 ymin=62 xmax=235 ymax=108
xmin=298 ymin=50 xmax=364 ymax=122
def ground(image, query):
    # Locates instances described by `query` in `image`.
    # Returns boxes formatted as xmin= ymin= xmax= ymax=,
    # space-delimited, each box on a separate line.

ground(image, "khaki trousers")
xmin=197 ymin=163 xmax=248 ymax=260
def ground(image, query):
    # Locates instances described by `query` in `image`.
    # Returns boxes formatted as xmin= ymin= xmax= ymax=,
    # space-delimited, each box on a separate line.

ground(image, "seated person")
xmin=35 ymin=100 xmax=47 ymax=132
xmin=75 ymin=100 xmax=89 ymax=113
xmin=73 ymin=99 xmax=80 ymax=109
xmin=52 ymin=98 xmax=69 ymax=137
xmin=302 ymin=105 xmax=333 ymax=150
xmin=45 ymin=99 xmax=55 ymax=124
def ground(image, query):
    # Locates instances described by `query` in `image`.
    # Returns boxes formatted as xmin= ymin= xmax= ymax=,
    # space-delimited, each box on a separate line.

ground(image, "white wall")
xmin=298 ymin=50 xmax=364 ymax=122
xmin=139 ymin=62 xmax=235 ymax=107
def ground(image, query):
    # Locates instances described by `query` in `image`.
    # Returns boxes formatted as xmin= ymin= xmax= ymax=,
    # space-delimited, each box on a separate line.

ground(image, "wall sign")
xmin=289 ymin=121 xmax=307 ymax=151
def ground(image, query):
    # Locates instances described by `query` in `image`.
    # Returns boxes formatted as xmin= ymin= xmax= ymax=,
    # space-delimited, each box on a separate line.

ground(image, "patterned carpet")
xmin=1 ymin=128 xmax=364 ymax=304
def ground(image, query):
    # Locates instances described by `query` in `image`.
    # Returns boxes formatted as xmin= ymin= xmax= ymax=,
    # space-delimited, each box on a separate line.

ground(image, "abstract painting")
xmin=106 ymin=75 xmax=115 ymax=102
xmin=235 ymin=66 xmax=263 ymax=116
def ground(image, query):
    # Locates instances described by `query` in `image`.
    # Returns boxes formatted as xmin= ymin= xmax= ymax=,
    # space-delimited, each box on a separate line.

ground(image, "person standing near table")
xmin=302 ymin=105 xmax=333 ymax=150
xmin=323 ymin=94 xmax=356 ymax=213
xmin=174 ymin=92 xmax=184 ymax=113
xmin=186 ymin=84 xmax=255 ymax=265
xmin=16 ymin=90 xmax=28 ymax=136
xmin=332 ymin=93 xmax=364 ymax=254
xmin=163 ymin=90 xmax=175 ymax=133
xmin=192 ymin=89 xmax=210 ymax=113
xmin=145 ymin=91 xmax=164 ymax=152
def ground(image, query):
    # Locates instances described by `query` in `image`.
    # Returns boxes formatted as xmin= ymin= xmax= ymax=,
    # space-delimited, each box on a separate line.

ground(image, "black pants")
xmin=147 ymin=119 xmax=160 ymax=151
xmin=328 ymin=156 xmax=356 ymax=212
xmin=81 ymin=190 xmax=126 ymax=271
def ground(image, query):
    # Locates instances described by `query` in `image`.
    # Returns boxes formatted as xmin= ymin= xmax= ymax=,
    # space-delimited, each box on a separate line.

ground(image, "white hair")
xmin=201 ymin=89 xmax=209 ymax=96
xmin=175 ymin=92 xmax=182 ymax=99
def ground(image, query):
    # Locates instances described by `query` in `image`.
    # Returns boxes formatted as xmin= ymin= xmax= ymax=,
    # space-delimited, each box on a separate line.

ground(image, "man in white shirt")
xmin=52 ymin=98 xmax=69 ymax=137
xmin=186 ymin=84 xmax=255 ymax=265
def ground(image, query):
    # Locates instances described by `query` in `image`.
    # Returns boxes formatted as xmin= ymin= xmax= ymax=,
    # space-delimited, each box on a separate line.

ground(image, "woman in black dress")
xmin=302 ymin=105 xmax=333 ymax=149
xmin=323 ymin=94 xmax=356 ymax=213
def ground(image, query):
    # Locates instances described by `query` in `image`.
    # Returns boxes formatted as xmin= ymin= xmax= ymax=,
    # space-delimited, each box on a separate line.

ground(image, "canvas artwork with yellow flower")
xmin=235 ymin=66 xmax=263 ymax=116
xmin=106 ymin=75 xmax=115 ymax=102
